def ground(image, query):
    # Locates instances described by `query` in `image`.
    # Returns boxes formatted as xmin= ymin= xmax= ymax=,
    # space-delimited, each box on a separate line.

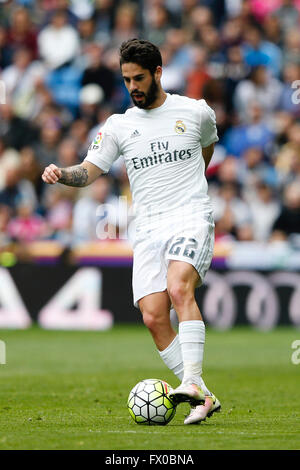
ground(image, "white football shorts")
xmin=132 ymin=209 xmax=215 ymax=308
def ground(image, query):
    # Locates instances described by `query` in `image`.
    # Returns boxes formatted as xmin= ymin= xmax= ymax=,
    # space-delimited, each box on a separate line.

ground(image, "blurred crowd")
xmin=0 ymin=0 xmax=300 ymax=250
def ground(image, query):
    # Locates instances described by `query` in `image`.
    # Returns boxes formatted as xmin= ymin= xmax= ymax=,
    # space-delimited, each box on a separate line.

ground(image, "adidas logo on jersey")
xmin=130 ymin=129 xmax=141 ymax=138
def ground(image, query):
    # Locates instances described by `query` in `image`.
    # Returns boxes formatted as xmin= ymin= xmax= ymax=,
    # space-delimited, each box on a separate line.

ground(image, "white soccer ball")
xmin=127 ymin=378 xmax=176 ymax=425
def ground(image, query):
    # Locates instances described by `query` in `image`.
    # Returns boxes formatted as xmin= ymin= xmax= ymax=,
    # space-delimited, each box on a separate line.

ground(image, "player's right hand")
xmin=42 ymin=164 xmax=62 ymax=184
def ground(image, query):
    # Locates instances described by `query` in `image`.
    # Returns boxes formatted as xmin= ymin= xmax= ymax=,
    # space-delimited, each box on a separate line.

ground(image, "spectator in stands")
xmin=69 ymin=0 xmax=95 ymax=22
xmin=68 ymin=118 xmax=91 ymax=159
xmin=221 ymin=16 xmax=243 ymax=48
xmin=275 ymin=121 xmax=300 ymax=185
xmin=188 ymin=5 xmax=214 ymax=41
xmin=160 ymin=43 xmax=186 ymax=94
xmin=211 ymin=202 xmax=235 ymax=239
xmin=79 ymin=83 xmax=104 ymax=125
xmin=211 ymin=155 xmax=240 ymax=188
xmin=164 ymin=28 xmax=194 ymax=72
xmin=0 ymin=154 xmax=37 ymax=211
xmin=77 ymin=16 xmax=98 ymax=48
xmin=283 ymin=28 xmax=300 ymax=66
xmin=93 ymin=0 xmax=116 ymax=45
xmin=205 ymin=0 xmax=227 ymax=27
xmin=211 ymin=181 xmax=253 ymax=241
xmin=7 ymin=202 xmax=47 ymax=242
xmin=6 ymin=7 xmax=38 ymax=60
xmin=33 ymin=117 xmax=62 ymax=168
xmin=241 ymin=24 xmax=282 ymax=77
xmin=185 ymin=45 xmax=211 ymax=100
xmin=240 ymin=147 xmax=279 ymax=191
xmin=200 ymin=25 xmax=227 ymax=78
xmin=272 ymin=110 xmax=295 ymax=147
xmin=239 ymin=0 xmax=256 ymax=26
xmin=1 ymin=46 xmax=46 ymax=119
xmin=81 ymin=43 xmax=115 ymax=103
xmin=27 ymin=76 xmax=57 ymax=122
xmin=110 ymin=3 xmax=139 ymax=48
xmin=179 ymin=0 xmax=200 ymax=29
xmin=223 ymin=102 xmax=275 ymax=158
xmin=55 ymin=137 xmax=80 ymax=168
xmin=101 ymin=46 xmax=131 ymax=113
xmin=143 ymin=2 xmax=171 ymax=46
xmin=235 ymin=223 xmax=255 ymax=241
xmin=43 ymin=184 xmax=75 ymax=244
xmin=45 ymin=60 xmax=83 ymax=116
xmin=34 ymin=101 xmax=73 ymax=133
xmin=0 ymin=102 xmax=37 ymax=150
xmin=233 ymin=65 xmax=282 ymax=124
xmin=278 ymin=62 xmax=300 ymax=117
xmin=224 ymin=45 xmax=250 ymax=113
xmin=247 ymin=180 xmax=280 ymax=242
xmin=271 ymin=181 xmax=300 ymax=239
xmin=273 ymin=0 xmax=300 ymax=33
xmin=19 ymin=146 xmax=43 ymax=201
xmin=262 ymin=14 xmax=282 ymax=48
xmin=38 ymin=9 xmax=80 ymax=70
xmin=41 ymin=0 xmax=79 ymax=28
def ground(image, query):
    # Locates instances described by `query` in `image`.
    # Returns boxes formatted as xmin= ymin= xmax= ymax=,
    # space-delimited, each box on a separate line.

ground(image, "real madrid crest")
xmin=175 ymin=120 xmax=186 ymax=134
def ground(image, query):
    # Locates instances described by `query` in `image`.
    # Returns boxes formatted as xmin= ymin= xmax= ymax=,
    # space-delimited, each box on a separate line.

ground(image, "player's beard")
xmin=131 ymin=77 xmax=159 ymax=109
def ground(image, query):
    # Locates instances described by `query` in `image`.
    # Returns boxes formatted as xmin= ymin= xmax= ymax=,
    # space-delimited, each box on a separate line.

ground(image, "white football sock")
xmin=158 ymin=327 xmax=212 ymax=395
xmin=158 ymin=335 xmax=184 ymax=381
xmin=179 ymin=320 xmax=205 ymax=387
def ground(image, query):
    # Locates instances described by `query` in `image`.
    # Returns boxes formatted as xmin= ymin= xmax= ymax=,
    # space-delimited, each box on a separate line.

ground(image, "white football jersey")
xmin=85 ymin=93 xmax=218 ymax=221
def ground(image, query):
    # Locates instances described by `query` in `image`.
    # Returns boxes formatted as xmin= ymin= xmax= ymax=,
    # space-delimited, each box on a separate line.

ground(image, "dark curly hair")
xmin=119 ymin=39 xmax=162 ymax=75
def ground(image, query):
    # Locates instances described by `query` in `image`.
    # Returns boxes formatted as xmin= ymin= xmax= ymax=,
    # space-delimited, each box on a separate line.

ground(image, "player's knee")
xmin=168 ymin=281 xmax=193 ymax=309
xmin=142 ymin=310 xmax=166 ymax=334
xmin=142 ymin=312 xmax=155 ymax=332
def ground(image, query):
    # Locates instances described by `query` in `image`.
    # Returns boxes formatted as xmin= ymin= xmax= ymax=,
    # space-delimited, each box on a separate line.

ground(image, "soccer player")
xmin=42 ymin=39 xmax=221 ymax=425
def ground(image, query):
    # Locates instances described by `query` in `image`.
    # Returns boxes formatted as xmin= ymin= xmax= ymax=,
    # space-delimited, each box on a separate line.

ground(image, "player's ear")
xmin=154 ymin=66 xmax=162 ymax=82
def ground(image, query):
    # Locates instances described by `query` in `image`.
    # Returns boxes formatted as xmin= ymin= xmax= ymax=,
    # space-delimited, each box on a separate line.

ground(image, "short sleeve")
xmin=84 ymin=116 xmax=120 ymax=173
xmin=198 ymin=100 xmax=219 ymax=148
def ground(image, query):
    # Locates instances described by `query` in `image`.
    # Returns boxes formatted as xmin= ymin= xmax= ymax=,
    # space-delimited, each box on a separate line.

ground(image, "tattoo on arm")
xmin=58 ymin=165 xmax=89 ymax=187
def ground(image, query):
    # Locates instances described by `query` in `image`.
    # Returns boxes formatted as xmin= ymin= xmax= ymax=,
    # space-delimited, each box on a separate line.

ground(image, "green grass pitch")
xmin=0 ymin=325 xmax=299 ymax=450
